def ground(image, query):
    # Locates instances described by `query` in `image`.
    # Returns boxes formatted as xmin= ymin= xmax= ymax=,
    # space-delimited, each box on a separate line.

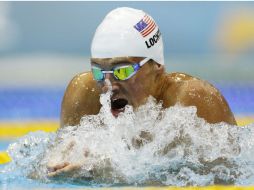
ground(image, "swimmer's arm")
xmin=48 ymin=73 xmax=101 ymax=176
xmin=61 ymin=72 xmax=101 ymax=127
xmin=47 ymin=140 xmax=88 ymax=178
xmin=178 ymin=79 xmax=236 ymax=125
xmin=47 ymin=149 xmax=115 ymax=180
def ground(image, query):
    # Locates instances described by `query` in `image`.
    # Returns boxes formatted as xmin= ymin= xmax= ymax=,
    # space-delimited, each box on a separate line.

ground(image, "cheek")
xmin=134 ymin=71 xmax=150 ymax=88
xmin=125 ymin=75 xmax=146 ymax=96
xmin=96 ymin=81 xmax=104 ymax=90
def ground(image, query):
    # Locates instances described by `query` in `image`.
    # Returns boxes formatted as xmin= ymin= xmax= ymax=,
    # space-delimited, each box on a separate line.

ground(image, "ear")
xmin=153 ymin=62 xmax=165 ymax=74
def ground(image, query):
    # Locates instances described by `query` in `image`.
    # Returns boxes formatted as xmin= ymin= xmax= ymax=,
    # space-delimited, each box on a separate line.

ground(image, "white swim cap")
xmin=91 ymin=7 xmax=164 ymax=65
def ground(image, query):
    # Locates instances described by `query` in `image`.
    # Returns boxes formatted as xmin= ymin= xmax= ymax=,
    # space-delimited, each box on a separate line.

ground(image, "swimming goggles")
xmin=91 ymin=57 xmax=150 ymax=81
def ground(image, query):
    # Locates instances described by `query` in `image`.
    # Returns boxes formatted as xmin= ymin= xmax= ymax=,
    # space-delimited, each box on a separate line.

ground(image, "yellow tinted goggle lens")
xmin=113 ymin=66 xmax=135 ymax=80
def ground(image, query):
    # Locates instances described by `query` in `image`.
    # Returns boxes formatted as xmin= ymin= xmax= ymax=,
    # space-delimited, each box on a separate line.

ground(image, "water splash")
xmin=1 ymin=90 xmax=254 ymax=186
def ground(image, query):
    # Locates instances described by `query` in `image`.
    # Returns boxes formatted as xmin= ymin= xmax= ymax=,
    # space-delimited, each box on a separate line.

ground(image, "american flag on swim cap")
xmin=133 ymin=15 xmax=157 ymax=37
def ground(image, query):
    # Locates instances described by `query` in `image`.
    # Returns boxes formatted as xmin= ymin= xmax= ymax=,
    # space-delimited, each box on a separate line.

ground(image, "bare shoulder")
xmin=166 ymin=72 xmax=221 ymax=98
xmin=61 ymin=72 xmax=101 ymax=127
xmin=162 ymin=72 xmax=236 ymax=125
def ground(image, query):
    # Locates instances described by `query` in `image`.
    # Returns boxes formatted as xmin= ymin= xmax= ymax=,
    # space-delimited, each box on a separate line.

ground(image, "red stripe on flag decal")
xmin=144 ymin=17 xmax=153 ymax=26
xmin=141 ymin=20 xmax=155 ymax=35
xmin=144 ymin=16 xmax=150 ymax=23
xmin=141 ymin=17 xmax=153 ymax=30
xmin=141 ymin=19 xmax=153 ymax=32
xmin=143 ymin=25 xmax=156 ymax=37
xmin=144 ymin=15 xmax=149 ymax=21
xmin=134 ymin=14 xmax=157 ymax=38
xmin=142 ymin=22 xmax=156 ymax=37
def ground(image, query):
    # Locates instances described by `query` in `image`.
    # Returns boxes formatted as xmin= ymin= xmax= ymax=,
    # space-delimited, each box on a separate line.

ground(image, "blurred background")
xmin=0 ymin=2 xmax=254 ymax=151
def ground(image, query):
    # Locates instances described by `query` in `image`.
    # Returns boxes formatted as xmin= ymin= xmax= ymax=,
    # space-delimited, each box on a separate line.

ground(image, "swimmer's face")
xmin=91 ymin=57 xmax=164 ymax=117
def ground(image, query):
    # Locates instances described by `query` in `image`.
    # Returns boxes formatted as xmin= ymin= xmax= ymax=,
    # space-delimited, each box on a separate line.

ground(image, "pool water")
xmin=1 ymin=90 xmax=254 ymax=188
xmin=0 ymin=84 xmax=253 ymax=120
xmin=0 ymin=141 xmax=11 ymax=151
xmin=0 ymin=84 xmax=254 ymax=188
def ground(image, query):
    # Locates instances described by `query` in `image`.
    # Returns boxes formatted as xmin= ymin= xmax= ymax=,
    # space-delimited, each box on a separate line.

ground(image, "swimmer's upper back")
xmin=162 ymin=72 xmax=236 ymax=125
xmin=61 ymin=71 xmax=236 ymax=127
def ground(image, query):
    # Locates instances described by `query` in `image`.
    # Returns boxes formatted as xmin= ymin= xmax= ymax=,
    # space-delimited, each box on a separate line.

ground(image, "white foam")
xmin=2 ymin=90 xmax=254 ymax=186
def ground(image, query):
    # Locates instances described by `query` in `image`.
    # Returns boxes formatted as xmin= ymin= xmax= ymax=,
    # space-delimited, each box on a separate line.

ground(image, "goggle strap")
xmin=102 ymin=71 xmax=114 ymax=74
xmin=139 ymin=57 xmax=150 ymax=67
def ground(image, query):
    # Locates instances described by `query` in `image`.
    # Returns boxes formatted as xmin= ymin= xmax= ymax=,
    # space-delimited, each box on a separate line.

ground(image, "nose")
xmin=104 ymin=73 xmax=113 ymax=81
xmin=101 ymin=74 xmax=120 ymax=93
xmin=102 ymin=76 xmax=113 ymax=93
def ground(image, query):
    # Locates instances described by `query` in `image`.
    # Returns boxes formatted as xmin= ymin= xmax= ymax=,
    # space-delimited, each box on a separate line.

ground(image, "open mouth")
xmin=111 ymin=98 xmax=128 ymax=117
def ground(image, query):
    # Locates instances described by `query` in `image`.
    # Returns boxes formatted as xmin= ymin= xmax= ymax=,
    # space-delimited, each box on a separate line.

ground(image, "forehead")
xmin=91 ymin=57 xmax=144 ymax=67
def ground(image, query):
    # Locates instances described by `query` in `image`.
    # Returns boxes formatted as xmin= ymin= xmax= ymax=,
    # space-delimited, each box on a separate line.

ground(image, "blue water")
xmin=1 ymin=102 xmax=254 ymax=186
xmin=217 ymin=84 xmax=254 ymax=114
xmin=1 ymin=85 xmax=254 ymax=188
xmin=0 ymin=141 xmax=12 ymax=151
xmin=0 ymin=88 xmax=63 ymax=120
xmin=0 ymin=84 xmax=251 ymax=124
xmin=0 ymin=84 xmax=254 ymax=121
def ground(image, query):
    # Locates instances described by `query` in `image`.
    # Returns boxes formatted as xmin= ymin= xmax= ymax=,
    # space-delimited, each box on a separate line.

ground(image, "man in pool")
xmin=47 ymin=7 xmax=236 ymax=177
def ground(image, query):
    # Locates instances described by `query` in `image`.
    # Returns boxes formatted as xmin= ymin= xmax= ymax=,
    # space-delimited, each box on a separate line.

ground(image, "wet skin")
xmin=47 ymin=56 xmax=237 ymax=177
xmin=61 ymin=56 xmax=236 ymax=127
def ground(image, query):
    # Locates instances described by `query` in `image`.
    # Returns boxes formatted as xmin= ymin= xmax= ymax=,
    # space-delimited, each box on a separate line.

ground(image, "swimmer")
xmin=47 ymin=7 xmax=236 ymax=178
